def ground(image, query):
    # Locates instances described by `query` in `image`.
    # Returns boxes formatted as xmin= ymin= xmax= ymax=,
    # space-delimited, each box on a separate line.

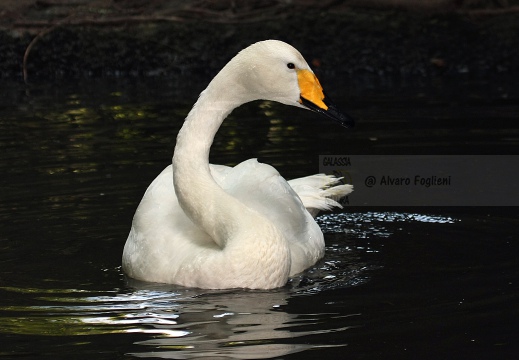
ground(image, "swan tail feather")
xmin=288 ymin=174 xmax=353 ymax=218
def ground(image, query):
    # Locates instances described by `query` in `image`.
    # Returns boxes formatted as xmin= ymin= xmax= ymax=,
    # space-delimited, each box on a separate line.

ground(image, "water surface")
xmin=0 ymin=77 xmax=517 ymax=359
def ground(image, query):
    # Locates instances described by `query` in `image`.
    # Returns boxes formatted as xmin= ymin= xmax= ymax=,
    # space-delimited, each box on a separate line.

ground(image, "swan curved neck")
xmin=176 ymin=89 xmax=233 ymax=162
xmin=172 ymin=76 xmax=247 ymax=247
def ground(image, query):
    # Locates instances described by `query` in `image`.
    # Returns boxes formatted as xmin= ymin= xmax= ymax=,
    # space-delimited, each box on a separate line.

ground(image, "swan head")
xmin=224 ymin=40 xmax=354 ymax=128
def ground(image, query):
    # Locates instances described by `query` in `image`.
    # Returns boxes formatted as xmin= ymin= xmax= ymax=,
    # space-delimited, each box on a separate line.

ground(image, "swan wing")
xmin=216 ymin=159 xmax=325 ymax=275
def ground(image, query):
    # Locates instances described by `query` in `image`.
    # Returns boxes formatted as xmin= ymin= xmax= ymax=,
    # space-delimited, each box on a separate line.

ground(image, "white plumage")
xmin=122 ymin=40 xmax=353 ymax=289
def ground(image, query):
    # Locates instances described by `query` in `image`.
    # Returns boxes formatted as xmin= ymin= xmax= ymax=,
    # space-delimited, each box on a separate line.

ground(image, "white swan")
xmin=122 ymin=40 xmax=354 ymax=289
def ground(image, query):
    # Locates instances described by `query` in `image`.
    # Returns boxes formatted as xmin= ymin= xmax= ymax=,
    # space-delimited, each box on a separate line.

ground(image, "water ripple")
xmin=0 ymin=211 xmax=459 ymax=358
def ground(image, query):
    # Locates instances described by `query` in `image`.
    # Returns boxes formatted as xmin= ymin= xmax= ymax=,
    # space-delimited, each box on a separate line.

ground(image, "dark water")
xmin=0 ymin=77 xmax=518 ymax=359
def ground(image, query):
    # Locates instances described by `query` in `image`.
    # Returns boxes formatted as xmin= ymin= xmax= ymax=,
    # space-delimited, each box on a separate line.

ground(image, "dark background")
xmin=1 ymin=0 xmax=519 ymax=81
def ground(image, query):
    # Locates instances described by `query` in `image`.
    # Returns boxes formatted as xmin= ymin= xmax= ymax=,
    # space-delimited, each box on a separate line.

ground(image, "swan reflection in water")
xmin=118 ymin=275 xmax=358 ymax=359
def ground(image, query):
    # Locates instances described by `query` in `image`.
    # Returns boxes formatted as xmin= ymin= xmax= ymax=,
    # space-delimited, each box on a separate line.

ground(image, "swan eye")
xmin=287 ymin=63 xmax=295 ymax=70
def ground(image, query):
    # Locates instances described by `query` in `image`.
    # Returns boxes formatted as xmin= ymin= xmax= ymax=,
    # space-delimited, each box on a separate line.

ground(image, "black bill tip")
xmin=300 ymin=95 xmax=355 ymax=128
